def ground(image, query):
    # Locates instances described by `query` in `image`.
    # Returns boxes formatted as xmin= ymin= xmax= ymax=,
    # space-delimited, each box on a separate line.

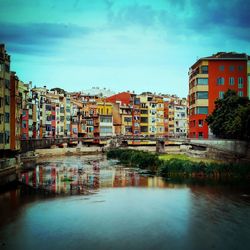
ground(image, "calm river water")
xmin=0 ymin=155 xmax=249 ymax=250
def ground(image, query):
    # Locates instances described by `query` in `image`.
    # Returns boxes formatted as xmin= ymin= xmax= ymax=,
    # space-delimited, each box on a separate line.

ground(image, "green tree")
xmin=206 ymin=89 xmax=250 ymax=140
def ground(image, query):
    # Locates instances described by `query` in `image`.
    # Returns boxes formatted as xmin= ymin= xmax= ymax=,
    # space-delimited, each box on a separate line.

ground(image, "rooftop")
xmin=204 ymin=52 xmax=249 ymax=60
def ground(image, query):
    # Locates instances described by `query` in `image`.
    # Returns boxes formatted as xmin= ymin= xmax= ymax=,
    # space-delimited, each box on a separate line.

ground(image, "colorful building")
xmin=107 ymin=92 xmax=140 ymax=137
xmin=10 ymin=72 xmax=21 ymax=150
xmin=97 ymin=102 xmax=113 ymax=137
xmin=189 ymin=52 xmax=249 ymax=139
xmin=0 ymin=44 xmax=11 ymax=150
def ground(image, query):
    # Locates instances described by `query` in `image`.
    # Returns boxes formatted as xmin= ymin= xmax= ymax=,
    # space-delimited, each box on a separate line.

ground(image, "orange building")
xmin=189 ymin=52 xmax=249 ymax=139
xmin=10 ymin=72 xmax=21 ymax=150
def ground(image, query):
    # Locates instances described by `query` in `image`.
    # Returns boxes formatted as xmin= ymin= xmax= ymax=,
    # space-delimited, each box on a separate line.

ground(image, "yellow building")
xmin=97 ymin=102 xmax=114 ymax=137
xmin=120 ymin=105 xmax=133 ymax=135
xmin=155 ymin=96 xmax=165 ymax=136
xmin=138 ymin=95 xmax=149 ymax=136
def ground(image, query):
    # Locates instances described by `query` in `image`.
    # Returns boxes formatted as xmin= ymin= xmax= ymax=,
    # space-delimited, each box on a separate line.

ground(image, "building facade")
xmin=0 ymin=44 xmax=11 ymax=150
xmin=189 ymin=52 xmax=249 ymax=139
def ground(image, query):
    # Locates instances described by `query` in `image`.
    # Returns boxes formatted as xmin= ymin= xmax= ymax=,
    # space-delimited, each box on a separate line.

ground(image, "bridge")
xmin=20 ymin=136 xmax=250 ymax=161
xmin=20 ymin=136 xmax=169 ymax=153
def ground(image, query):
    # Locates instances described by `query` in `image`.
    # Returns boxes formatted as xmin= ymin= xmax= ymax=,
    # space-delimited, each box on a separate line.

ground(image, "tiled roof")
xmin=204 ymin=52 xmax=248 ymax=59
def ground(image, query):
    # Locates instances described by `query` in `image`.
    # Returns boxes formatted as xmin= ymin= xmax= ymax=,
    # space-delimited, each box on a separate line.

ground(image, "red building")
xmin=106 ymin=92 xmax=132 ymax=105
xmin=106 ymin=92 xmax=141 ymax=137
xmin=188 ymin=52 xmax=249 ymax=139
xmin=22 ymin=109 xmax=29 ymax=139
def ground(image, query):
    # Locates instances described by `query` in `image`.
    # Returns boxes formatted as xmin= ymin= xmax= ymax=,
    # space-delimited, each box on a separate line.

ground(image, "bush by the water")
xmin=107 ymin=149 xmax=250 ymax=179
xmin=158 ymin=158 xmax=250 ymax=179
xmin=107 ymin=149 xmax=161 ymax=172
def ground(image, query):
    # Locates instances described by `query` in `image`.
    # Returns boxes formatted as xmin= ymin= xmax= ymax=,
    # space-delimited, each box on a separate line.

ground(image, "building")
xmin=10 ymin=72 xmax=21 ymax=150
xmin=97 ymin=102 xmax=113 ymax=137
xmin=163 ymin=95 xmax=188 ymax=138
xmin=188 ymin=52 xmax=249 ymax=139
xmin=0 ymin=44 xmax=11 ymax=150
xmin=107 ymin=92 xmax=141 ymax=137
xmin=70 ymin=99 xmax=83 ymax=138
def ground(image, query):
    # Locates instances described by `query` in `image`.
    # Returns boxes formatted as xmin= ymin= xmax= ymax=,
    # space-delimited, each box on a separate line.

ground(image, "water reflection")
xmin=0 ymin=156 xmax=249 ymax=250
xmin=19 ymin=158 xmax=178 ymax=195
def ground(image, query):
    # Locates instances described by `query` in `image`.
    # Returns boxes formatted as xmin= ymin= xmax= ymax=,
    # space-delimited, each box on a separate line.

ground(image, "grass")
xmin=159 ymin=154 xmax=218 ymax=163
xmin=107 ymin=149 xmax=250 ymax=179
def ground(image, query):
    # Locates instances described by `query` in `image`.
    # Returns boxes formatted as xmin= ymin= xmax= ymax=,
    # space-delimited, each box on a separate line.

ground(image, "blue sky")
xmin=1 ymin=0 xmax=250 ymax=97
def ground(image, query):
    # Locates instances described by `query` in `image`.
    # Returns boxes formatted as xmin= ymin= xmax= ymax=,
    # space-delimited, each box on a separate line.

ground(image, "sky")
xmin=0 ymin=0 xmax=250 ymax=97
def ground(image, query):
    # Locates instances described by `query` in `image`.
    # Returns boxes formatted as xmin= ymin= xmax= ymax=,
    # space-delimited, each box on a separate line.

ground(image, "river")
xmin=0 ymin=155 xmax=249 ymax=250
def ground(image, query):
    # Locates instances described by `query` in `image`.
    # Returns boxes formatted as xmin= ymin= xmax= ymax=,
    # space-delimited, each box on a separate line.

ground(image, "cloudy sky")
xmin=1 ymin=0 xmax=249 ymax=97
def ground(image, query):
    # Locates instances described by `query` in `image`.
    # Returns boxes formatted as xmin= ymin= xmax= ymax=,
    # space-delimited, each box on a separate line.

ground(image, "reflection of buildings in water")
xmin=20 ymin=161 xmax=179 ymax=194
xmin=147 ymin=177 xmax=169 ymax=188
xmin=113 ymin=168 xmax=144 ymax=188
xmin=99 ymin=169 xmax=115 ymax=188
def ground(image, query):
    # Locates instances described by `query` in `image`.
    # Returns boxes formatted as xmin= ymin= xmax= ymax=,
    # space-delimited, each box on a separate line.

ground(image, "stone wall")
xmin=190 ymin=139 xmax=249 ymax=156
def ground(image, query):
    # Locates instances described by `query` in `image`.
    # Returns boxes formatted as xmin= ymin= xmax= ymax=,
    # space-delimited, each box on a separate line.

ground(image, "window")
xmin=100 ymin=117 xmax=112 ymax=123
xmin=46 ymin=105 xmax=51 ymax=111
xmin=5 ymin=131 xmax=9 ymax=144
xmin=238 ymin=82 xmax=243 ymax=89
xmin=219 ymin=91 xmax=224 ymax=99
xmin=196 ymin=107 xmax=208 ymax=114
xmin=229 ymin=65 xmax=234 ymax=71
xmin=229 ymin=77 xmax=234 ymax=85
xmin=196 ymin=91 xmax=208 ymax=99
xmin=5 ymin=113 xmax=10 ymax=123
xmin=238 ymin=91 xmax=243 ymax=97
xmin=5 ymin=64 xmax=10 ymax=72
xmin=46 ymin=125 xmax=51 ymax=131
xmin=0 ymin=97 xmax=2 ymax=107
xmin=198 ymin=132 xmax=203 ymax=139
xmin=217 ymin=77 xmax=224 ymax=85
xmin=238 ymin=65 xmax=243 ymax=71
xmin=5 ymin=95 xmax=10 ymax=105
xmin=219 ymin=65 xmax=224 ymax=71
xmin=0 ymin=133 xmax=4 ymax=143
xmin=238 ymin=77 xmax=243 ymax=88
xmin=5 ymin=79 xmax=10 ymax=89
xmin=198 ymin=120 xmax=203 ymax=127
xmin=197 ymin=78 xmax=208 ymax=85
xmin=22 ymin=120 xmax=27 ymax=128
xmin=124 ymin=117 xmax=132 ymax=123
xmin=87 ymin=120 xmax=93 ymax=126
xmin=201 ymin=66 xmax=208 ymax=74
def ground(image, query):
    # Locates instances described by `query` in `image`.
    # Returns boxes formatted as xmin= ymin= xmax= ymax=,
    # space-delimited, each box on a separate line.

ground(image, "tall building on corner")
xmin=0 ymin=44 xmax=11 ymax=150
xmin=188 ymin=52 xmax=249 ymax=139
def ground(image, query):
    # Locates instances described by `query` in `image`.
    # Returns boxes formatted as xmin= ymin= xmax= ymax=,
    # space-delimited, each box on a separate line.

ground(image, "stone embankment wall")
xmin=35 ymin=146 xmax=103 ymax=157
xmin=0 ymin=157 xmax=21 ymax=186
xmin=190 ymin=139 xmax=249 ymax=156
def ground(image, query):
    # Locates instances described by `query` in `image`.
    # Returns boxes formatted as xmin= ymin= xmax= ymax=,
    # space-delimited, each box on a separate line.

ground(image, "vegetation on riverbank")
xmin=107 ymin=149 xmax=161 ymax=172
xmin=159 ymin=154 xmax=217 ymax=163
xmin=107 ymin=149 xmax=250 ymax=179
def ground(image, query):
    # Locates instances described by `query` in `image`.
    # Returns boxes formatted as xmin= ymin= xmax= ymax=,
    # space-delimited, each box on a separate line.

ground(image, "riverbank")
xmin=107 ymin=149 xmax=250 ymax=180
xmin=0 ymin=158 xmax=20 ymax=186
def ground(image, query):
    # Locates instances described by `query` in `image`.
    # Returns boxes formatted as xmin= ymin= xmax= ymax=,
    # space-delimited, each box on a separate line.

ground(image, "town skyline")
xmin=1 ymin=0 xmax=250 ymax=97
